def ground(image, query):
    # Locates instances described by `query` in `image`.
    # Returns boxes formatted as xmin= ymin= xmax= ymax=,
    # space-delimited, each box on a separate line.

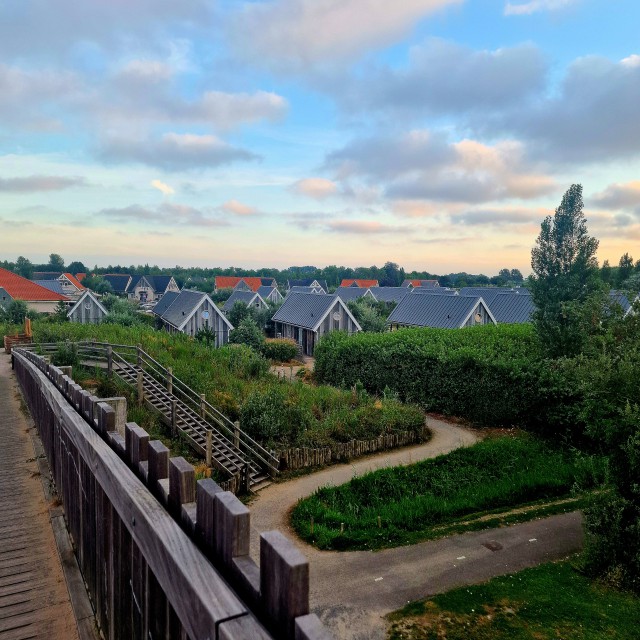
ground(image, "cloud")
xmin=326 ymin=220 xmax=411 ymax=235
xmin=591 ymin=181 xmax=640 ymax=213
xmin=290 ymin=177 xmax=338 ymax=199
xmin=342 ymin=40 xmax=546 ymax=116
xmin=325 ymin=131 xmax=557 ymax=205
xmin=218 ymin=199 xmax=260 ymax=216
xmin=151 ymin=179 xmax=175 ymax=195
xmin=0 ymin=175 xmax=87 ymax=192
xmin=504 ymin=0 xmax=578 ymax=16
xmin=232 ymin=0 xmax=463 ymax=71
xmin=451 ymin=205 xmax=550 ymax=225
xmin=97 ymin=133 xmax=259 ymax=171
xmin=99 ymin=202 xmax=230 ymax=227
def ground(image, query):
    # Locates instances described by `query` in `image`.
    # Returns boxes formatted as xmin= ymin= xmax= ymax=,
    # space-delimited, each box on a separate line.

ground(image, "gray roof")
xmin=288 ymin=286 xmax=325 ymax=295
xmin=411 ymin=287 xmax=457 ymax=295
xmin=368 ymin=287 xmax=411 ymax=303
xmin=609 ymin=290 xmax=631 ymax=313
xmin=287 ymin=279 xmax=329 ymax=292
xmin=458 ymin=287 xmax=527 ymax=304
xmin=273 ymin=293 xmax=359 ymax=331
xmin=488 ymin=293 xmax=536 ymax=324
xmin=103 ymin=274 xmax=132 ymax=293
xmin=222 ymin=290 xmax=262 ymax=312
xmin=402 ymin=279 xmax=439 ymax=288
xmin=257 ymin=285 xmax=278 ymax=299
xmin=160 ymin=289 xmax=206 ymax=327
xmin=67 ymin=290 xmax=108 ymax=318
xmin=387 ymin=294 xmax=491 ymax=329
xmin=132 ymin=274 xmax=174 ymax=292
xmin=32 ymin=271 xmax=63 ymax=281
xmin=335 ymin=287 xmax=372 ymax=302
xmin=152 ymin=290 xmax=180 ymax=317
xmin=33 ymin=279 xmax=67 ymax=295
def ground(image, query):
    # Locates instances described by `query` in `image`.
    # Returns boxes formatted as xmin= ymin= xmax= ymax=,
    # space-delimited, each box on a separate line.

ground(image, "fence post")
xmin=167 ymin=366 xmax=173 ymax=394
xmin=148 ymin=441 xmax=169 ymax=496
xmin=171 ymin=399 xmax=178 ymax=437
xmin=234 ymin=421 xmax=240 ymax=450
xmin=137 ymin=370 xmax=144 ymax=406
xmin=200 ymin=394 xmax=206 ymax=419
xmin=169 ymin=457 xmax=196 ymax=517
xmin=106 ymin=345 xmax=113 ymax=377
xmin=243 ymin=462 xmax=251 ymax=494
xmin=206 ymin=431 xmax=212 ymax=468
xmin=136 ymin=344 xmax=142 ymax=366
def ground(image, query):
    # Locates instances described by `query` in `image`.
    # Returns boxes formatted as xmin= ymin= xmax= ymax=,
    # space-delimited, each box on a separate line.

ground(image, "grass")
xmin=387 ymin=559 xmax=640 ymax=640
xmin=291 ymin=434 xmax=605 ymax=550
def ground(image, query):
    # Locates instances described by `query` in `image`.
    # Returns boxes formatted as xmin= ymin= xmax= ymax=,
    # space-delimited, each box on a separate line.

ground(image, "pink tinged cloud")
xmin=290 ymin=177 xmax=338 ymax=199
xmin=592 ymin=181 xmax=640 ymax=210
xmin=326 ymin=220 xmax=409 ymax=234
xmin=0 ymin=175 xmax=87 ymax=191
xmin=219 ymin=199 xmax=260 ymax=216
xmin=504 ymin=0 xmax=577 ymax=16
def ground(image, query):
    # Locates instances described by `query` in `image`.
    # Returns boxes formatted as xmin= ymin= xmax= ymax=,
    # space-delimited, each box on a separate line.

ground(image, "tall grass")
xmin=291 ymin=435 xmax=605 ymax=550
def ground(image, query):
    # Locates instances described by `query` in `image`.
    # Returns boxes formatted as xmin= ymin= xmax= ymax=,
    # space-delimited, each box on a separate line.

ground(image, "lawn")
xmin=387 ymin=559 xmax=640 ymax=640
xmin=291 ymin=434 xmax=605 ymax=550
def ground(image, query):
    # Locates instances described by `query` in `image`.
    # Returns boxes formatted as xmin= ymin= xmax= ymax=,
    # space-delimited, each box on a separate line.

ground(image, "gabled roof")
xmin=458 ymin=286 xmax=522 ymax=305
xmin=411 ymin=287 xmax=457 ymax=295
xmin=67 ymin=290 xmax=108 ymax=318
xmin=215 ymin=276 xmax=275 ymax=292
xmin=402 ymin=279 xmax=439 ymax=288
xmin=152 ymin=290 xmax=180 ymax=317
xmin=61 ymin=272 xmax=85 ymax=290
xmin=222 ymin=290 xmax=265 ymax=312
xmin=32 ymin=271 xmax=63 ymax=281
xmin=272 ymin=293 xmax=362 ymax=332
xmin=335 ymin=287 xmax=374 ymax=302
xmin=131 ymin=275 xmax=174 ymax=292
xmin=287 ymin=278 xmax=329 ymax=292
xmin=257 ymin=285 xmax=279 ymax=299
xmin=75 ymin=273 xmax=87 ymax=282
xmin=0 ymin=268 xmax=68 ymax=301
xmin=387 ymin=294 xmax=495 ymax=329
xmin=609 ymin=290 xmax=631 ymax=313
xmin=103 ymin=274 xmax=132 ymax=293
xmin=288 ymin=286 xmax=326 ymax=295
xmin=33 ymin=280 xmax=67 ymax=295
xmin=161 ymin=289 xmax=233 ymax=331
xmin=340 ymin=279 xmax=379 ymax=288
xmin=0 ymin=287 xmax=14 ymax=307
xmin=489 ymin=293 xmax=536 ymax=324
xmin=368 ymin=286 xmax=411 ymax=303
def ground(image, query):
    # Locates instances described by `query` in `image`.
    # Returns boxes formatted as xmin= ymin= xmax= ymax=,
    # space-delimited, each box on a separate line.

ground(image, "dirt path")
xmin=248 ymin=418 xmax=584 ymax=639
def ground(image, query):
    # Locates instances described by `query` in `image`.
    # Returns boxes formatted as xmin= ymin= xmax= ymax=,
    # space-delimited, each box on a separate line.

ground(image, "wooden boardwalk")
xmin=0 ymin=355 xmax=79 ymax=640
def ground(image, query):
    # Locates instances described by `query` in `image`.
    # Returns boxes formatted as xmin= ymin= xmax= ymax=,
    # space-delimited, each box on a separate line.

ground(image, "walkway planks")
xmin=0 ymin=355 xmax=79 ymax=640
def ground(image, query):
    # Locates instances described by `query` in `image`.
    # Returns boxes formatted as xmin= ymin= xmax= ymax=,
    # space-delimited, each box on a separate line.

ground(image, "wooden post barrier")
xmin=148 ymin=440 xmax=169 ymax=500
xmin=166 ymin=366 xmax=173 ymax=394
xmin=106 ymin=345 xmax=113 ymax=377
xmin=206 ymin=430 xmax=212 ymax=468
xmin=200 ymin=393 xmax=206 ymax=419
xmin=169 ymin=457 xmax=195 ymax=518
xmin=234 ymin=420 xmax=241 ymax=450
xmin=171 ymin=399 xmax=177 ymax=437
xmin=137 ymin=370 xmax=144 ymax=406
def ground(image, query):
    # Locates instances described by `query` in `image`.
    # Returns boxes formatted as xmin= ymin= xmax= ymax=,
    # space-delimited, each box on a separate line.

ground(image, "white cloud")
xmin=99 ymin=202 xmax=230 ymax=228
xmin=0 ymin=175 xmax=87 ymax=192
xmin=218 ymin=200 xmax=260 ymax=216
xmin=326 ymin=220 xmax=410 ymax=235
xmin=151 ymin=179 xmax=175 ymax=195
xmin=232 ymin=0 xmax=463 ymax=71
xmin=290 ymin=177 xmax=338 ymax=199
xmin=504 ymin=0 xmax=577 ymax=16
xmin=591 ymin=181 xmax=640 ymax=213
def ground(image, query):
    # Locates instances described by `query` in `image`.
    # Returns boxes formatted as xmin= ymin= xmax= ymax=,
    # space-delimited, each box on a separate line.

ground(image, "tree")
xmin=15 ymin=256 xmax=33 ymax=279
xmin=82 ymin=275 xmax=114 ymax=295
xmin=229 ymin=317 xmax=265 ymax=351
xmin=530 ymin=184 xmax=602 ymax=357
xmin=52 ymin=300 xmax=68 ymax=322
xmin=66 ymin=261 xmax=87 ymax=274
xmin=510 ymin=268 xmax=523 ymax=283
xmin=617 ymin=253 xmax=634 ymax=287
xmin=227 ymin=301 xmax=252 ymax=328
xmin=0 ymin=300 xmax=32 ymax=324
xmin=601 ymin=259 xmax=612 ymax=284
xmin=48 ymin=253 xmax=65 ymax=271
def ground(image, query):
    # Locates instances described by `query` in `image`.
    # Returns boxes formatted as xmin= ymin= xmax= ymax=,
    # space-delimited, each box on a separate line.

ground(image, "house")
xmin=156 ymin=289 xmax=233 ymax=346
xmin=32 ymin=272 xmax=84 ymax=298
xmin=411 ymin=287 xmax=457 ymax=295
xmin=401 ymin=279 xmax=440 ymax=288
xmin=33 ymin=280 xmax=68 ymax=297
xmin=609 ymin=290 xmax=632 ymax=314
xmin=488 ymin=292 xmax=536 ymax=324
xmin=368 ymin=286 xmax=411 ymax=304
xmin=287 ymin=286 xmax=326 ymax=295
xmin=286 ymin=278 xmax=329 ymax=293
xmin=67 ymin=290 xmax=108 ymax=324
xmin=103 ymin=274 xmax=133 ymax=295
xmin=272 ymin=293 xmax=361 ymax=356
xmin=222 ymin=290 xmax=268 ymax=314
xmin=387 ymin=294 xmax=496 ymax=329
xmin=340 ymin=279 xmax=379 ymax=288
xmin=0 ymin=267 xmax=69 ymax=313
xmin=215 ymin=276 xmax=277 ymax=292
xmin=257 ymin=285 xmax=283 ymax=304
xmin=335 ymin=287 xmax=376 ymax=302
xmin=32 ymin=271 xmax=63 ymax=281
xmin=458 ymin=286 xmax=526 ymax=306
xmin=129 ymin=275 xmax=180 ymax=302
xmin=0 ymin=287 xmax=13 ymax=309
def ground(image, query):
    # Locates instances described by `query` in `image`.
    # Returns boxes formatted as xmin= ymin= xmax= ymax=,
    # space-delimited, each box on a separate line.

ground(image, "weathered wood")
xmin=213 ymin=492 xmax=250 ymax=567
xmin=195 ymin=479 xmax=223 ymax=553
xmin=147 ymin=440 xmax=169 ymax=498
xmin=260 ymin=531 xmax=309 ymax=639
xmin=125 ymin=422 xmax=149 ymax=468
xmin=136 ymin=371 xmax=143 ymax=406
xmin=168 ymin=457 xmax=195 ymax=516
xmin=294 ymin=614 xmax=333 ymax=640
xmin=219 ymin=615 xmax=272 ymax=639
xmin=166 ymin=367 xmax=173 ymax=394
xmin=206 ymin=430 xmax=212 ymax=468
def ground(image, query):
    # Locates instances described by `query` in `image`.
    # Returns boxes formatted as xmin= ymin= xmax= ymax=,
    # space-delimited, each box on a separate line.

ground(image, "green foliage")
xmin=15 ymin=256 xmax=34 ymax=279
xmin=51 ymin=341 xmax=79 ymax=367
xmin=48 ymin=253 xmax=65 ymax=271
xmin=261 ymin=338 xmax=298 ymax=362
xmin=530 ymin=184 xmax=603 ymax=357
xmin=0 ymin=299 xmax=36 ymax=324
xmin=195 ymin=325 xmax=217 ymax=345
xmin=227 ymin=301 xmax=252 ymax=327
xmin=52 ymin=300 xmax=69 ymax=322
xmin=346 ymin=298 xmax=390 ymax=332
xmin=388 ymin=560 xmax=640 ymax=640
xmin=229 ymin=317 xmax=265 ymax=351
xmin=83 ymin=274 xmax=114 ymax=295
xmin=292 ymin=435 xmax=605 ymax=550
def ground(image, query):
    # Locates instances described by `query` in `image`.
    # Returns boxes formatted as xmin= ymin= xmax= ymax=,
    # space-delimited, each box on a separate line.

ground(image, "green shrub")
xmin=51 ymin=341 xmax=79 ymax=367
xmin=261 ymin=338 xmax=298 ymax=362
xmin=229 ymin=317 xmax=265 ymax=351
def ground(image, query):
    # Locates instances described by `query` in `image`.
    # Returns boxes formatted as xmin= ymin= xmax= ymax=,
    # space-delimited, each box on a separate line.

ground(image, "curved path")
xmin=248 ymin=417 xmax=584 ymax=639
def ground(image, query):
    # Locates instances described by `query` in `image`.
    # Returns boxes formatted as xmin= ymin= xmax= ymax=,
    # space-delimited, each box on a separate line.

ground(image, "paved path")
xmin=0 ymin=355 xmax=79 ymax=640
xmin=249 ymin=417 xmax=584 ymax=639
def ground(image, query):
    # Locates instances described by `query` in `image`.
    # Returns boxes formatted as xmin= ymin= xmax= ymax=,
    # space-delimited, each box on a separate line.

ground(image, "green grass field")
xmin=291 ymin=434 xmax=605 ymax=550
xmin=387 ymin=559 xmax=640 ymax=640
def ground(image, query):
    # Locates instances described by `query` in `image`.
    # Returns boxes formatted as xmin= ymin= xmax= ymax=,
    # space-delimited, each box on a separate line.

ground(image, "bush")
xmin=229 ymin=317 xmax=265 ymax=351
xmin=51 ymin=341 xmax=79 ymax=367
xmin=261 ymin=338 xmax=298 ymax=362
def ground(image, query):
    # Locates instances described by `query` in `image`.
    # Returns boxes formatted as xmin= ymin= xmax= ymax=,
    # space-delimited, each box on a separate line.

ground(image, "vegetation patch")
xmin=291 ymin=435 xmax=604 ymax=551
xmin=387 ymin=559 xmax=640 ymax=640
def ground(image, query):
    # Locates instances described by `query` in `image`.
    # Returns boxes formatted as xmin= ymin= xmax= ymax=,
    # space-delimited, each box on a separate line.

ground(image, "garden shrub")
xmin=261 ymin=338 xmax=298 ymax=362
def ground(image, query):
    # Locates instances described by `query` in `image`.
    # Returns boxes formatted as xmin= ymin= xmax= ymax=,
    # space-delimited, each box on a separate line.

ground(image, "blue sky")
xmin=1 ymin=0 xmax=639 ymax=273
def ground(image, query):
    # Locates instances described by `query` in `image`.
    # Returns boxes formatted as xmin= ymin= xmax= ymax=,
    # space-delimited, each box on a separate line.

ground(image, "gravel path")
xmin=248 ymin=417 xmax=584 ymax=639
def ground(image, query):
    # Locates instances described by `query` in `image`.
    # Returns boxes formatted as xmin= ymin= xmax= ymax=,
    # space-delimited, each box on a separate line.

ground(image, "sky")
xmin=1 ymin=0 xmax=639 ymax=274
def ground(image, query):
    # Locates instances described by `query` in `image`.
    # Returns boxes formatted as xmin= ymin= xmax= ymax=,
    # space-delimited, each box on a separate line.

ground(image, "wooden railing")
xmin=12 ymin=348 xmax=329 ymax=640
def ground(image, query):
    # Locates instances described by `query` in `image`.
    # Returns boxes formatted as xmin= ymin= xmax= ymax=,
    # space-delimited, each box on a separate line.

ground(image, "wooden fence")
xmin=12 ymin=348 xmax=330 ymax=640
xmin=276 ymin=425 xmax=431 ymax=471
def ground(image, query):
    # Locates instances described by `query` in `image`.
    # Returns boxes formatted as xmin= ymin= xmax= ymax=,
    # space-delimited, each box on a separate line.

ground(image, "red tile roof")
xmin=407 ymin=279 xmax=439 ymax=287
xmin=215 ymin=276 xmax=264 ymax=292
xmin=62 ymin=272 xmax=85 ymax=290
xmin=340 ymin=279 xmax=379 ymax=288
xmin=75 ymin=273 xmax=87 ymax=282
xmin=0 ymin=268 xmax=68 ymax=301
